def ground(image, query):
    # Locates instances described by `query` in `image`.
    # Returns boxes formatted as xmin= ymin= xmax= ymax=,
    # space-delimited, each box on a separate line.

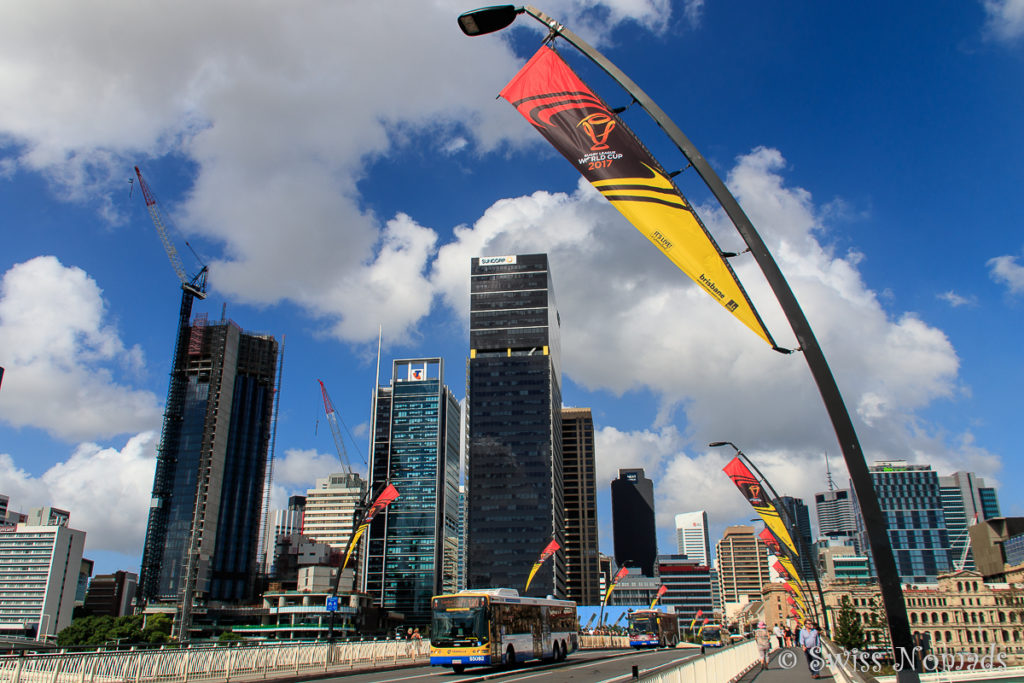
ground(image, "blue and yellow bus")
xmin=700 ymin=624 xmax=731 ymax=648
xmin=430 ymin=589 xmax=577 ymax=674
xmin=627 ymin=609 xmax=679 ymax=648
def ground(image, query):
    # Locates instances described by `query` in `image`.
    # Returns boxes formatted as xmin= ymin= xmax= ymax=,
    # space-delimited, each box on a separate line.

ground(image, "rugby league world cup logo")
xmin=577 ymin=111 xmax=617 ymax=150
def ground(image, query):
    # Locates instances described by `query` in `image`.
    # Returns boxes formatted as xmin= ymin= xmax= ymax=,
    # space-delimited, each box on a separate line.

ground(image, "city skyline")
xmin=1 ymin=1 xmax=1022 ymax=578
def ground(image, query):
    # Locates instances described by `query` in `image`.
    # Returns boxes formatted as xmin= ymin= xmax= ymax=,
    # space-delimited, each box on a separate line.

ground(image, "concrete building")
xmin=561 ymin=407 xmax=600 ymax=605
xmin=262 ymin=496 xmax=305 ymax=576
xmin=0 ymin=522 xmax=86 ymax=638
xmin=815 ymin=488 xmax=858 ymax=540
xmin=139 ymin=318 xmax=278 ymax=605
xmin=656 ymin=554 xmax=713 ymax=625
xmin=969 ymin=517 xmax=1024 ymax=580
xmin=823 ymin=570 xmax=1024 ymax=665
xmin=302 ymin=472 xmax=365 ymax=555
xmin=674 ymin=511 xmax=710 ymax=567
xmin=84 ymin=571 xmax=138 ymax=617
xmin=466 ymin=253 xmax=565 ymax=597
xmin=715 ymin=525 xmax=770 ymax=622
xmin=817 ymin=544 xmax=872 ymax=584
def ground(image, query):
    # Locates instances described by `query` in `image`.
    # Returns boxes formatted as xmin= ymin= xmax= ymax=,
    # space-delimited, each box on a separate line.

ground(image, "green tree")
xmin=218 ymin=631 xmax=245 ymax=642
xmin=56 ymin=613 xmax=174 ymax=648
xmin=832 ymin=596 xmax=867 ymax=650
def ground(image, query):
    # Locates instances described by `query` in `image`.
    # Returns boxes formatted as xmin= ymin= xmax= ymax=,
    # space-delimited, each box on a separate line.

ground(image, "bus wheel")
xmin=452 ymin=664 xmax=465 ymax=674
xmin=506 ymin=646 xmax=516 ymax=668
xmin=558 ymin=641 xmax=567 ymax=660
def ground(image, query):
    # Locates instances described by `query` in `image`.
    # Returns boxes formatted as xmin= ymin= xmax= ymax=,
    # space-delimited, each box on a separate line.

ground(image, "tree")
xmin=56 ymin=613 xmax=172 ymax=648
xmin=833 ymin=596 xmax=867 ymax=650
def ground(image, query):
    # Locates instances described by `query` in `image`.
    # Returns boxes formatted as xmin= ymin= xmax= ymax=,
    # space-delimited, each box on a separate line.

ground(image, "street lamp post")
xmin=458 ymin=6 xmax=915 ymax=680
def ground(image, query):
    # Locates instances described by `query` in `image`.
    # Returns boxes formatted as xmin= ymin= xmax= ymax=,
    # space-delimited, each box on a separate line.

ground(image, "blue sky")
xmin=1 ymin=1 xmax=1022 ymax=577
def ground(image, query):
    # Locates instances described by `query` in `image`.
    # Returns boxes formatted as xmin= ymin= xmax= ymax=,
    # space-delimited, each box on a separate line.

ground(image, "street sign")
xmin=326 ymin=596 xmax=338 ymax=612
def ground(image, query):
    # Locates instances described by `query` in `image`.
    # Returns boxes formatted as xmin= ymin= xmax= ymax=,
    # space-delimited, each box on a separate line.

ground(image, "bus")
xmin=430 ymin=589 xmax=577 ymax=674
xmin=700 ymin=624 xmax=731 ymax=648
xmin=627 ymin=609 xmax=679 ymax=648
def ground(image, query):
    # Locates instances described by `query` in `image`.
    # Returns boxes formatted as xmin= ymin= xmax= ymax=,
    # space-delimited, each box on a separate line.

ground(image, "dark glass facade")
xmin=364 ymin=359 xmax=460 ymax=626
xmin=140 ymin=320 xmax=277 ymax=603
xmin=656 ymin=555 xmax=713 ymax=624
xmin=467 ymin=254 xmax=565 ymax=597
xmin=777 ymin=495 xmax=814 ymax=582
xmin=610 ymin=468 xmax=657 ymax=577
xmin=562 ymin=407 xmax=600 ymax=605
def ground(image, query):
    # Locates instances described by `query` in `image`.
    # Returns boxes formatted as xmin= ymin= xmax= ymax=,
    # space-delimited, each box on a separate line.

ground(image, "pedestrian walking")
xmin=799 ymin=620 xmax=823 ymax=679
xmin=772 ymin=623 xmax=784 ymax=649
xmin=754 ymin=621 xmax=771 ymax=669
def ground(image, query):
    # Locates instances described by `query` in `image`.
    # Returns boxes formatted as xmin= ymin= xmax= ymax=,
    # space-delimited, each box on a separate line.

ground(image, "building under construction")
xmin=138 ymin=315 xmax=278 ymax=610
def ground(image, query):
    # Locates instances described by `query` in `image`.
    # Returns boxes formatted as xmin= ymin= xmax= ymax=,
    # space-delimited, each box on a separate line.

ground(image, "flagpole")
xmin=457 ymin=7 xmax=915 ymax=680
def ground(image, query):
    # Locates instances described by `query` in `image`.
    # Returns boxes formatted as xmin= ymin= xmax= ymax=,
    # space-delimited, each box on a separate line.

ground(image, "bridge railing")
xmin=0 ymin=639 xmax=432 ymax=683
xmin=635 ymin=640 xmax=758 ymax=683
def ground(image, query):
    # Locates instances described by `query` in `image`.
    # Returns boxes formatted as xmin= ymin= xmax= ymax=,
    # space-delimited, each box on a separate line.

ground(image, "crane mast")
xmin=318 ymin=380 xmax=353 ymax=475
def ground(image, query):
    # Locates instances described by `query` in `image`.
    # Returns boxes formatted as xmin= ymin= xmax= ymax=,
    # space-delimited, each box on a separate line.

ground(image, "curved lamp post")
xmin=458 ymin=6 xmax=915 ymax=680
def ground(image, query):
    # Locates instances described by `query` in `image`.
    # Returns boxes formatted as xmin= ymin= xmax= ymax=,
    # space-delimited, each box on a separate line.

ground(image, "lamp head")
xmin=458 ymin=5 xmax=521 ymax=36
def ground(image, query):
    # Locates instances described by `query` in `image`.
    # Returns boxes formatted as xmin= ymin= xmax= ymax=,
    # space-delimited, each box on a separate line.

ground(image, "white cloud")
xmin=938 ymin=290 xmax=975 ymax=307
xmin=983 ymin=0 xmax=1024 ymax=42
xmin=0 ymin=256 xmax=161 ymax=441
xmin=433 ymin=147 xmax=994 ymax=529
xmin=0 ymin=0 xmax=660 ymax=347
xmin=988 ymin=253 xmax=1024 ymax=295
xmin=0 ymin=432 xmax=157 ymax=555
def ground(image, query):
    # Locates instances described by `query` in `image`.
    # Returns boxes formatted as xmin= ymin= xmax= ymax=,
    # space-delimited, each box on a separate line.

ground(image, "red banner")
xmin=723 ymin=457 xmax=799 ymax=557
xmin=525 ymin=538 xmax=561 ymax=592
xmin=499 ymin=45 xmax=775 ymax=347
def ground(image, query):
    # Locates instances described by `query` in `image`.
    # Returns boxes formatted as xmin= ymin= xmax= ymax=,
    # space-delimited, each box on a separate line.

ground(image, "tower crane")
xmin=318 ymin=379 xmax=353 ymax=474
xmin=133 ymin=165 xmax=208 ymax=641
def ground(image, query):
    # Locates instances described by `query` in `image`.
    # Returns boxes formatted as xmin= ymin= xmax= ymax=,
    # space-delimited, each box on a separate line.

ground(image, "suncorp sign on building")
xmin=479 ymin=255 xmax=516 ymax=266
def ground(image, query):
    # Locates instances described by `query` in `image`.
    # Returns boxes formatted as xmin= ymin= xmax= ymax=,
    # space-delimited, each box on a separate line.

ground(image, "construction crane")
xmin=318 ymin=379 xmax=353 ymax=474
xmin=133 ymin=165 xmax=208 ymax=642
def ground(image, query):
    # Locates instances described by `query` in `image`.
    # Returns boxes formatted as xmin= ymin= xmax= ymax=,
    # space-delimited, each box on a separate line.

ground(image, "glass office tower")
xmin=611 ymin=468 xmax=657 ymax=576
xmin=466 ymin=254 xmax=565 ymax=597
xmin=363 ymin=358 xmax=460 ymax=625
xmin=139 ymin=319 xmax=278 ymax=604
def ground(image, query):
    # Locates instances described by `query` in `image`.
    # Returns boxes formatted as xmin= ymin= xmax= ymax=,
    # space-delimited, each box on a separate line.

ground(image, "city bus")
xmin=700 ymin=623 xmax=731 ymax=648
xmin=429 ymin=589 xmax=577 ymax=674
xmin=627 ymin=609 xmax=679 ymax=648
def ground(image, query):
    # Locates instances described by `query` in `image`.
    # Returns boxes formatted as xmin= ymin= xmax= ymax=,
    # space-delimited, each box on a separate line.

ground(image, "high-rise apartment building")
xmin=611 ymin=468 xmax=657 ymax=577
xmin=939 ymin=471 xmax=1001 ymax=572
xmin=364 ymin=358 xmax=460 ymax=625
xmin=303 ymin=474 xmax=365 ymax=552
xmin=815 ymin=488 xmax=858 ymax=539
xmin=139 ymin=318 xmax=278 ymax=605
xmin=0 ymin=521 xmax=86 ymax=638
xmin=561 ymin=407 xmax=600 ymax=605
xmin=854 ymin=461 xmax=952 ymax=583
xmin=466 ymin=254 xmax=565 ymax=597
xmin=777 ymin=496 xmax=814 ymax=581
xmin=84 ymin=571 xmax=138 ymax=617
xmin=675 ymin=510 xmax=710 ymax=566
xmin=715 ymin=525 xmax=770 ymax=610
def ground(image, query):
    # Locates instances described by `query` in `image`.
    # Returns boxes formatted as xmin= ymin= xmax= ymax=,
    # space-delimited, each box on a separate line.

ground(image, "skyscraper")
xmin=561 ymin=407 xmax=600 ymax=605
xmin=262 ymin=495 xmax=305 ymax=575
xmin=854 ymin=460 xmax=952 ymax=583
xmin=466 ymin=254 xmax=565 ymax=597
xmin=777 ymin=495 xmax=814 ymax=582
xmin=675 ymin=510 xmax=710 ymax=566
xmin=611 ymin=468 xmax=657 ymax=577
xmin=364 ymin=358 xmax=461 ymax=625
xmin=939 ymin=471 xmax=1001 ymax=572
xmin=139 ymin=318 xmax=278 ymax=606
xmin=303 ymin=474 xmax=364 ymax=553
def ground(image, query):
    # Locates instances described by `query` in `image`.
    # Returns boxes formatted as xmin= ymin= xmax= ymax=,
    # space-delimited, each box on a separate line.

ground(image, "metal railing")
xmin=636 ymin=640 xmax=758 ymax=683
xmin=0 ymin=639 xmax=431 ymax=683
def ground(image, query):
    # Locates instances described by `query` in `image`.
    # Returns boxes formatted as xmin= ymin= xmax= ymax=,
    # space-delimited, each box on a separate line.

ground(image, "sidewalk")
xmin=735 ymin=647 xmax=833 ymax=682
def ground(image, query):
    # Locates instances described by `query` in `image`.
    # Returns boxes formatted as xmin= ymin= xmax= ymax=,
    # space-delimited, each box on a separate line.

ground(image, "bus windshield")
xmin=629 ymin=615 xmax=658 ymax=633
xmin=431 ymin=601 xmax=489 ymax=644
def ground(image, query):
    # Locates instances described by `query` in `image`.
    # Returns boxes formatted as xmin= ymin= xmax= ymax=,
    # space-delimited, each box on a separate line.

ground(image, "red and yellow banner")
xmin=603 ymin=566 xmax=629 ymax=605
xmin=500 ymin=45 xmax=775 ymax=347
xmin=722 ymin=457 xmax=798 ymax=556
xmin=342 ymin=484 xmax=399 ymax=570
xmin=525 ymin=538 xmax=561 ymax=592
xmin=649 ymin=584 xmax=668 ymax=609
xmin=689 ymin=609 xmax=703 ymax=631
